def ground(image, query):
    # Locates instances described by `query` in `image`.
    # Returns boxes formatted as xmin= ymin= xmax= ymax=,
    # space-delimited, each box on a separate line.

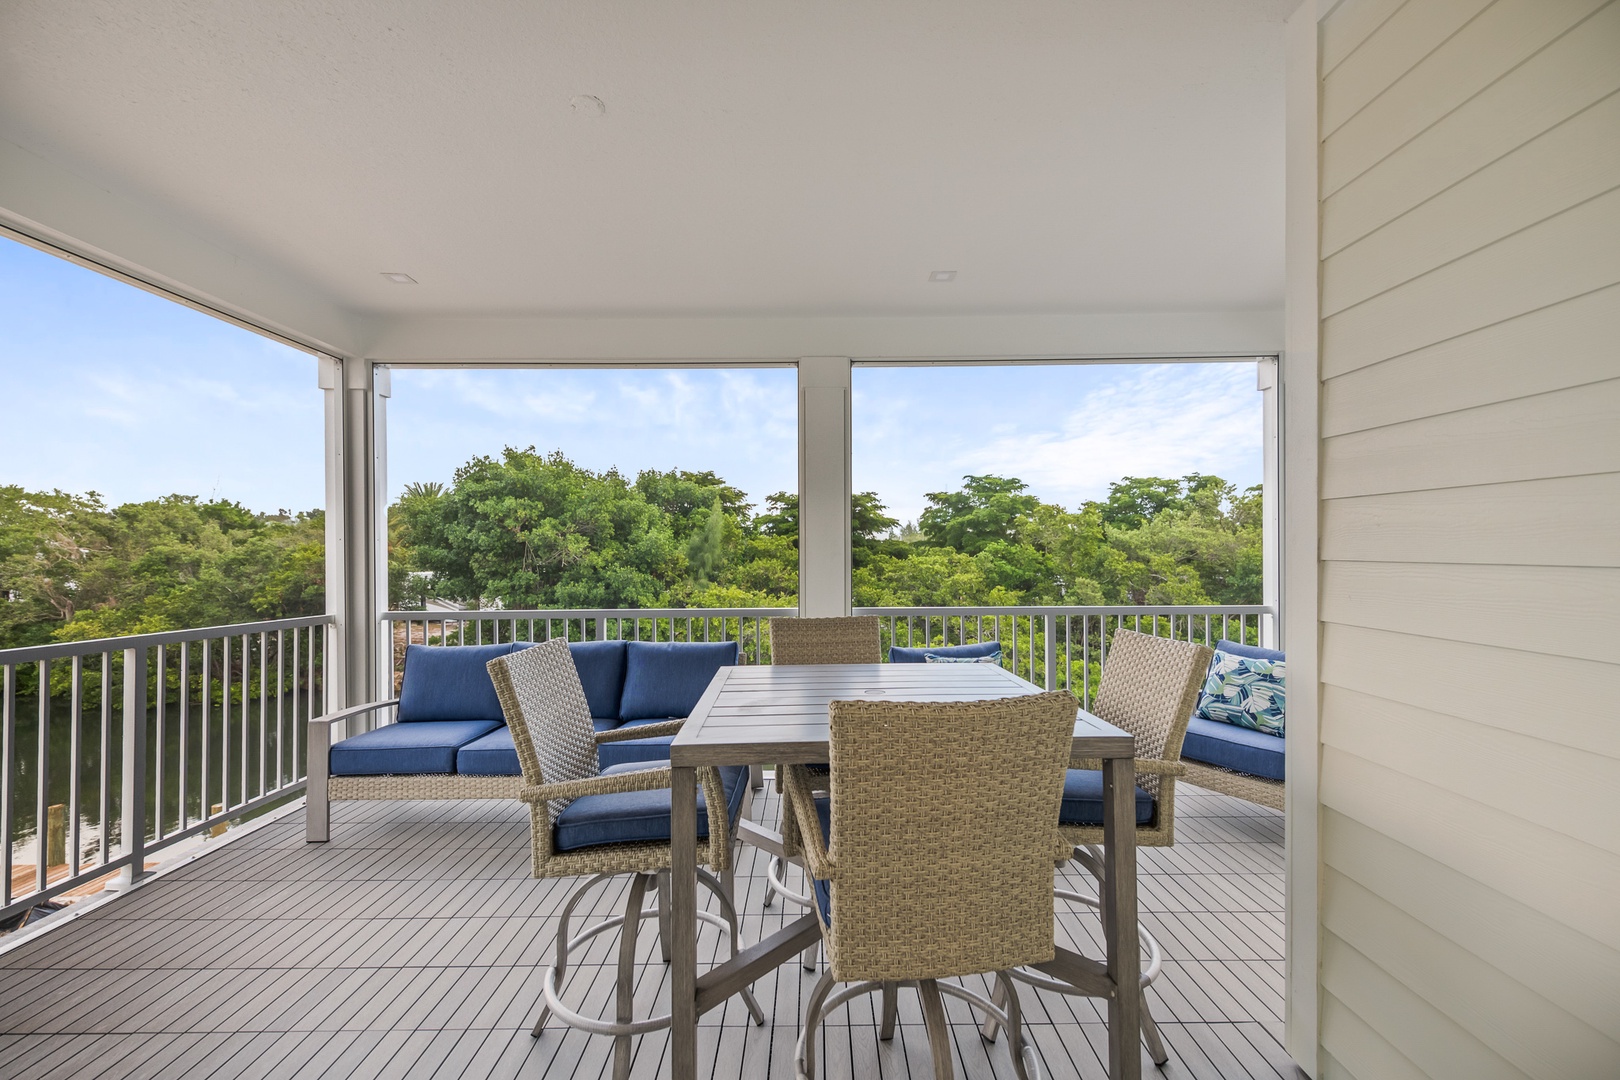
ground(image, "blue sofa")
xmin=307 ymin=638 xmax=743 ymax=841
xmin=1179 ymin=639 xmax=1286 ymax=809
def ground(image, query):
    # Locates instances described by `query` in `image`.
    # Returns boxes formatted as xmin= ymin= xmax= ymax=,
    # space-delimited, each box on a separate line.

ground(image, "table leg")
xmin=671 ymin=765 xmax=698 ymax=1080
xmin=1102 ymin=755 xmax=1142 ymax=1080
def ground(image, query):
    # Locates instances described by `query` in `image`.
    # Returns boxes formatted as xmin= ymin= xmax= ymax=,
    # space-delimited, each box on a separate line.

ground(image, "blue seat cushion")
xmin=569 ymin=640 xmax=628 ymax=721
xmin=808 ymin=796 xmax=834 ymax=926
xmin=1058 ymin=769 xmax=1156 ymax=827
xmin=888 ymin=640 xmax=1002 ymax=664
xmin=1214 ymin=639 xmax=1285 ymax=663
xmin=618 ymin=641 xmax=739 ymax=721
xmin=455 ymin=726 xmax=519 ymax=776
xmin=552 ymin=762 xmax=750 ymax=852
xmin=396 ymin=642 xmax=533 ymax=723
xmin=1182 ymin=716 xmax=1286 ymax=781
xmin=330 ymin=720 xmax=501 ymax=776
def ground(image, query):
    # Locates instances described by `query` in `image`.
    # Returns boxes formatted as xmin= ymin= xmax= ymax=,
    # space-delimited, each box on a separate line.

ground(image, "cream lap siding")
xmin=1313 ymin=1 xmax=1620 ymax=1079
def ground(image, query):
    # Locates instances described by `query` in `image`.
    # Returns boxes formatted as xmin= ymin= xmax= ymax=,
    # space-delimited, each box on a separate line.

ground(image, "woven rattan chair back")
xmin=820 ymin=692 xmax=1076 ymax=982
xmin=1090 ymin=630 xmax=1212 ymax=798
xmin=487 ymin=640 xmax=600 ymax=823
xmin=769 ymin=616 xmax=881 ymax=665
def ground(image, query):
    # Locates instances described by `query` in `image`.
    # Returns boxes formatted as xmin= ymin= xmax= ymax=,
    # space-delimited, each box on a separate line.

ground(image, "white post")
xmin=118 ymin=646 xmax=147 ymax=888
xmin=1259 ymin=356 xmax=1281 ymax=648
xmin=797 ymin=357 xmax=853 ymax=618
xmin=320 ymin=357 xmax=390 ymax=716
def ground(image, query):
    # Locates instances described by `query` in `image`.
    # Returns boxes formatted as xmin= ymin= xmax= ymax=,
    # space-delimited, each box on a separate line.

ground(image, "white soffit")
xmin=0 ymin=0 xmax=1291 ymax=335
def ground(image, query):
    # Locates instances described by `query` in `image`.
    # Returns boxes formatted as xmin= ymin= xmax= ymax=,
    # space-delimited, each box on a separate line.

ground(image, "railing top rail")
xmin=856 ymin=604 xmax=1272 ymax=617
xmin=382 ymin=608 xmax=797 ymax=621
xmin=0 ymin=613 xmax=333 ymax=665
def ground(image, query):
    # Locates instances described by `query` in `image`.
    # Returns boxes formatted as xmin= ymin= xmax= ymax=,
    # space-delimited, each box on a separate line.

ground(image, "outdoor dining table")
xmin=667 ymin=661 xmax=1147 ymax=1080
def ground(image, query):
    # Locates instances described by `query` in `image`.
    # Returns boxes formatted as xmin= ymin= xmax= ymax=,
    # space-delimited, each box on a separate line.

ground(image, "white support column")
xmin=797 ymin=357 xmax=853 ymax=618
xmin=1258 ymin=356 xmax=1280 ymax=648
xmin=320 ymin=357 xmax=390 ymax=713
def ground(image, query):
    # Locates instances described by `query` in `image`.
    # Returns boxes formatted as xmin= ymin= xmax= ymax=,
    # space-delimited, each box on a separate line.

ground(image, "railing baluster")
xmin=222 ymin=636 xmax=232 ymax=811
xmin=70 ymin=656 xmax=83 ymax=875
xmin=99 ymin=653 xmax=111 ymax=869
xmin=258 ymin=632 xmax=268 ymax=800
xmin=2 ymin=665 xmax=13 ymax=907
xmin=178 ymin=643 xmax=189 ymax=831
xmin=36 ymin=660 xmax=50 ymax=894
xmin=153 ymin=647 xmax=165 ymax=839
xmin=120 ymin=645 xmax=148 ymax=888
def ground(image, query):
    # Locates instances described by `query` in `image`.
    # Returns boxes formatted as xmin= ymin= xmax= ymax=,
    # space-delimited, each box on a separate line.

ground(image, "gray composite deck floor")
xmin=0 ymin=782 xmax=1294 ymax=1080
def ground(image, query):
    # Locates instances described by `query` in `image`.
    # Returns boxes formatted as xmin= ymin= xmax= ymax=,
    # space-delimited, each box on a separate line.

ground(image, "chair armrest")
xmin=779 ymin=765 xmax=835 ymax=880
xmin=1070 ymin=755 xmax=1185 ymax=779
xmin=594 ymin=718 xmax=685 ymax=744
xmin=520 ymin=765 xmax=672 ymax=805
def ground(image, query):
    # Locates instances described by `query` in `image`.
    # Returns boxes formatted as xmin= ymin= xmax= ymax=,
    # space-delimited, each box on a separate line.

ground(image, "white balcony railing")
xmin=0 ymin=615 xmax=332 ymax=925
xmin=383 ymin=603 xmax=1272 ymax=707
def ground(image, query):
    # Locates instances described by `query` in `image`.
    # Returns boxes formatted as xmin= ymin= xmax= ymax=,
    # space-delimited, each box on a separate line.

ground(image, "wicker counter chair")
xmin=780 ymin=692 xmax=1078 ymax=1080
xmin=768 ymin=614 xmax=882 ymax=666
xmin=762 ymin=615 xmax=882 ymax=928
xmin=985 ymin=628 xmax=1212 ymax=1066
xmin=486 ymin=640 xmax=764 ymax=1080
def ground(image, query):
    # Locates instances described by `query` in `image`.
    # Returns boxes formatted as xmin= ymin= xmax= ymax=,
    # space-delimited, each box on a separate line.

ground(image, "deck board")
xmin=0 ymin=784 xmax=1288 ymax=1078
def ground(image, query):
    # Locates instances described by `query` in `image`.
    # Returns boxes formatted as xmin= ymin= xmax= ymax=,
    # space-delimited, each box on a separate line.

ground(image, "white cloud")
xmin=964 ymin=364 xmax=1261 ymax=505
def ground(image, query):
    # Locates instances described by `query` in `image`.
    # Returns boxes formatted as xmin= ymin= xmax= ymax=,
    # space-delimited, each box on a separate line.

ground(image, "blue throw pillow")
xmin=1194 ymin=649 xmax=1286 ymax=737
xmin=618 ymin=640 xmax=739 ymax=721
xmin=923 ymin=653 xmax=1000 ymax=663
xmin=396 ymin=641 xmax=533 ymax=724
xmin=890 ymin=641 xmax=1001 ymax=664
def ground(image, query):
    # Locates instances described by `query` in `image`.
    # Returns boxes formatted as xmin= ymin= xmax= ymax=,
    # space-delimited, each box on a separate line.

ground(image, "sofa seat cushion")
xmin=618 ymin=641 xmax=739 ymax=721
xmin=331 ymin=720 xmax=501 ymax=776
xmin=570 ymin=640 xmax=628 ymax=721
xmin=552 ymin=762 xmax=750 ymax=853
xmin=396 ymin=642 xmax=533 ymax=723
xmin=1058 ymin=769 xmax=1155 ymax=827
xmin=888 ymin=640 xmax=1002 ymax=664
xmin=456 ymin=726 xmax=519 ymax=776
xmin=1182 ymin=716 xmax=1286 ymax=782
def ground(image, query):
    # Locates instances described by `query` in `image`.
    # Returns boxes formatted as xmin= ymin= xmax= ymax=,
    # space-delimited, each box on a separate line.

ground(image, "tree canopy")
xmin=0 ymin=454 xmax=1261 ymax=654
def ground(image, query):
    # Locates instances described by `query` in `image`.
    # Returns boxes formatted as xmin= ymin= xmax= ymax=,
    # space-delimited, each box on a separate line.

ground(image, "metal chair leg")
xmin=795 ymin=968 xmax=838 ymax=1080
xmin=879 ymin=981 xmax=898 ymax=1040
xmin=996 ymin=970 xmax=1037 ymax=1080
xmin=698 ymin=867 xmax=766 ymax=1025
xmin=918 ymin=979 xmax=957 ymax=1080
xmin=534 ymin=872 xmax=615 ymax=1036
xmin=656 ymin=870 xmax=672 ymax=963
xmin=613 ymin=873 xmax=653 ymax=1080
xmin=1141 ymin=992 xmax=1169 ymax=1065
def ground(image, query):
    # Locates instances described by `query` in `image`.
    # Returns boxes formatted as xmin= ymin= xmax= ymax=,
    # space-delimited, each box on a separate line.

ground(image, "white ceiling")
xmin=0 ymin=0 xmax=1291 ymax=333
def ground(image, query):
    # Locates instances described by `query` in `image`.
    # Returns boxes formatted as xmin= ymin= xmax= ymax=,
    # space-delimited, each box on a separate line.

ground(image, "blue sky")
xmin=3 ymin=235 xmax=1262 ymax=523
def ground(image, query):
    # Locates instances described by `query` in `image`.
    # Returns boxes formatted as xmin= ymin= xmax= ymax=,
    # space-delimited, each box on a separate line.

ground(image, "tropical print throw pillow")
xmin=1194 ymin=650 xmax=1286 ymax=736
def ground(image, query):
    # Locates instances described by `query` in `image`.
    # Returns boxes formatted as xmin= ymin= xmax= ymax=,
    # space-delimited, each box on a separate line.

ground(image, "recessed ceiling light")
xmin=929 ymin=270 xmax=957 ymax=282
xmin=381 ymin=272 xmax=417 ymax=284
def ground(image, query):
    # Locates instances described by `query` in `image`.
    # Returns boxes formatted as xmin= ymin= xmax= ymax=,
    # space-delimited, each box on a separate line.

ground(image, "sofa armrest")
xmin=305 ymin=698 xmax=399 ymax=843
xmin=594 ymin=718 xmax=685 ymax=744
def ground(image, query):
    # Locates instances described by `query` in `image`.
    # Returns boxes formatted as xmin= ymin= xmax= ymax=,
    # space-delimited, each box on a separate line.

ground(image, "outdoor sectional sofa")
xmin=305 ymin=638 xmax=743 ymax=841
xmin=1178 ymin=639 xmax=1286 ymax=810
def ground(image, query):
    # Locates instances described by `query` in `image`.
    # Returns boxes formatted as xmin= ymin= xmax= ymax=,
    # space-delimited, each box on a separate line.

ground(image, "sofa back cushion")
xmin=889 ymin=640 xmax=1002 ymax=664
xmin=1214 ymin=638 xmax=1285 ymax=663
xmin=397 ymin=642 xmax=533 ymax=723
xmin=569 ymin=640 xmax=628 ymax=719
xmin=618 ymin=640 xmax=739 ymax=721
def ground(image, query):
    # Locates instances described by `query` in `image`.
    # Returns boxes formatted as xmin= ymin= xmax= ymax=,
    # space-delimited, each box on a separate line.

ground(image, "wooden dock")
xmin=0 ymin=783 xmax=1291 ymax=1079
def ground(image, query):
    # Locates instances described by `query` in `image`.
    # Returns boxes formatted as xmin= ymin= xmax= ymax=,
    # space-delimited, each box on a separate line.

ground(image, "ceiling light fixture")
xmin=381 ymin=273 xmax=417 ymax=284
xmin=929 ymin=270 xmax=957 ymax=282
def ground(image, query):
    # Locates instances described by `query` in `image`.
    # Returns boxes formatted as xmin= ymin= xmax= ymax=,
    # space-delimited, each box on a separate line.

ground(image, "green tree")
xmin=918 ymin=475 xmax=1040 ymax=554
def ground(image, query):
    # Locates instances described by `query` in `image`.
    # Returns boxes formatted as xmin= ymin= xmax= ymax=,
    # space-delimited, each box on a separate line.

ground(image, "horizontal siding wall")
xmin=1314 ymin=2 xmax=1620 ymax=1078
